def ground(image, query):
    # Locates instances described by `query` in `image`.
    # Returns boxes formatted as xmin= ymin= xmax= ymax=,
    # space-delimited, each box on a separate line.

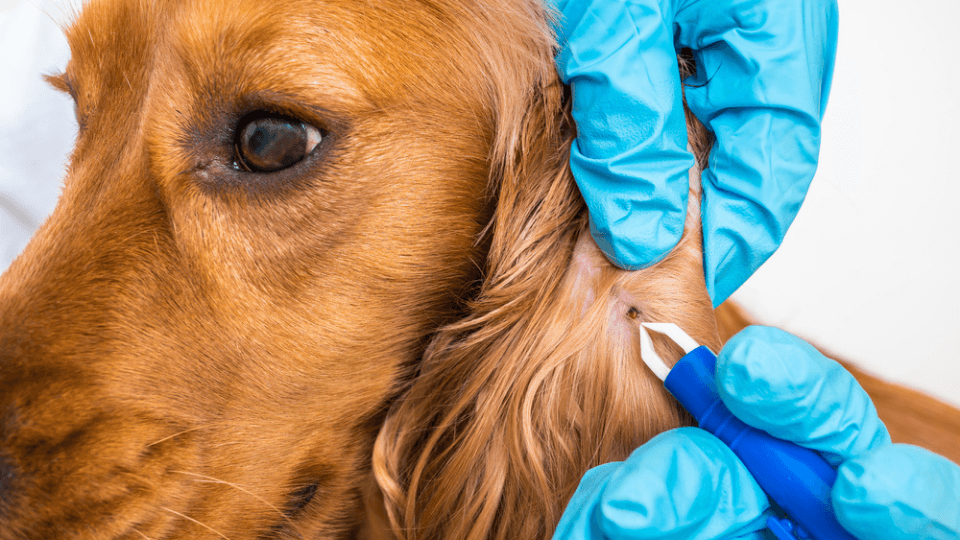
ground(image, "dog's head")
xmin=0 ymin=0 xmax=717 ymax=539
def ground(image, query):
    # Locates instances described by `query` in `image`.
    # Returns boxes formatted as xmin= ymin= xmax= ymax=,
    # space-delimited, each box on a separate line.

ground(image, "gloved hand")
xmin=553 ymin=326 xmax=960 ymax=540
xmin=548 ymin=0 xmax=839 ymax=306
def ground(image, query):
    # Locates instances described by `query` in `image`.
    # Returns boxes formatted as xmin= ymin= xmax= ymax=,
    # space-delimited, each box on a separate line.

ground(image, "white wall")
xmin=0 ymin=0 xmax=74 ymax=268
xmin=2 ymin=0 xmax=958 ymax=406
xmin=731 ymin=0 xmax=960 ymax=407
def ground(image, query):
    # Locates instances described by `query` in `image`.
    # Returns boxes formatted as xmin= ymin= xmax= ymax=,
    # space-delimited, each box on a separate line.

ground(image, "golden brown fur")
xmin=373 ymin=131 xmax=715 ymax=539
xmin=0 ymin=1 xmax=957 ymax=539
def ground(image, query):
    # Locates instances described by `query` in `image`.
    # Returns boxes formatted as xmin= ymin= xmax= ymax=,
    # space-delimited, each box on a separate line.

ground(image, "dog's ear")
xmin=373 ymin=16 xmax=720 ymax=540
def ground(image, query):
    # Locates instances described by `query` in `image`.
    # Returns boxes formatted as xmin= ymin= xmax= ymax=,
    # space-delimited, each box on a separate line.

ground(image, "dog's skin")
xmin=1 ymin=1 xmax=959 ymax=539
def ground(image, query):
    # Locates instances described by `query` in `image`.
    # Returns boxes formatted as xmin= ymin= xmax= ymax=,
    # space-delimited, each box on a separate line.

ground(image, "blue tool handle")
xmin=664 ymin=347 xmax=858 ymax=540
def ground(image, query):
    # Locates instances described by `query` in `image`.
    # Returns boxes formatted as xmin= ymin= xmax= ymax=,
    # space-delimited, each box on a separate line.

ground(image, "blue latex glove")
xmin=548 ymin=0 xmax=839 ymax=306
xmin=553 ymin=326 xmax=960 ymax=540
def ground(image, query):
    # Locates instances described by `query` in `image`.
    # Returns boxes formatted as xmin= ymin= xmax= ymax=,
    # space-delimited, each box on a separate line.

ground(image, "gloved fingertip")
xmin=833 ymin=444 xmax=960 ymax=540
xmin=598 ymin=429 xmax=715 ymax=534
xmin=717 ymin=326 xmax=823 ymax=404
xmin=716 ymin=326 xmax=890 ymax=460
xmin=589 ymin=212 xmax=684 ymax=271
xmin=597 ymin=428 xmax=769 ymax=540
xmin=592 ymin=234 xmax=668 ymax=271
xmin=553 ymin=461 xmax=623 ymax=540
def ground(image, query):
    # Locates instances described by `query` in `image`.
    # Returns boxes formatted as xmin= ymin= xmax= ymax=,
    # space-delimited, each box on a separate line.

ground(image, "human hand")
xmin=548 ymin=0 xmax=839 ymax=306
xmin=553 ymin=326 xmax=960 ymax=540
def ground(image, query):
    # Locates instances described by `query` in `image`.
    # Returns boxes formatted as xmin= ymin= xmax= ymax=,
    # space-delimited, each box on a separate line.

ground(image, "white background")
xmin=1 ymin=0 xmax=958 ymax=407
xmin=729 ymin=0 xmax=960 ymax=408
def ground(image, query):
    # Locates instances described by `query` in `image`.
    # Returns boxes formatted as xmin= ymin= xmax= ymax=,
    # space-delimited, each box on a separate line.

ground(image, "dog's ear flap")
xmin=373 ymin=34 xmax=721 ymax=540
xmin=372 ymin=66 xmax=583 ymax=540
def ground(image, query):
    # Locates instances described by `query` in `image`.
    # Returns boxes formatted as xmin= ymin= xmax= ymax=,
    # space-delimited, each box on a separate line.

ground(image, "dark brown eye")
xmin=234 ymin=114 xmax=322 ymax=173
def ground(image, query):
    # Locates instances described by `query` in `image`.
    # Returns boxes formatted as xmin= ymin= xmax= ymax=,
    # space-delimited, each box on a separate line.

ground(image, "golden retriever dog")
xmin=1 ymin=0 xmax=958 ymax=539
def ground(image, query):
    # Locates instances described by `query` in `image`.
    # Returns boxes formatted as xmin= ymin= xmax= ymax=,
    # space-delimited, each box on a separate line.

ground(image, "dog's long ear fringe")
xmin=373 ymin=4 xmax=720 ymax=539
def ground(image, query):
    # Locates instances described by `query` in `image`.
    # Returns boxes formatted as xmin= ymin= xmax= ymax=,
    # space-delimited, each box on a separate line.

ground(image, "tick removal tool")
xmin=637 ymin=322 xmax=857 ymax=540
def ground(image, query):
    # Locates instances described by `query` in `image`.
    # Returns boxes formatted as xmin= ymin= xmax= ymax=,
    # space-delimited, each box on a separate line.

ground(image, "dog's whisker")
xmin=169 ymin=471 xmax=306 ymax=539
xmin=130 ymin=527 xmax=153 ymax=540
xmin=120 ymin=228 xmax=162 ymax=244
xmin=160 ymin=506 xmax=231 ymax=540
xmin=25 ymin=0 xmax=65 ymax=30
xmin=146 ymin=426 xmax=205 ymax=448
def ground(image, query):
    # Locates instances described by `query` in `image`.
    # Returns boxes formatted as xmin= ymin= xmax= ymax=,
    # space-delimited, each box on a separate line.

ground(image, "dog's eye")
xmin=234 ymin=114 xmax=323 ymax=173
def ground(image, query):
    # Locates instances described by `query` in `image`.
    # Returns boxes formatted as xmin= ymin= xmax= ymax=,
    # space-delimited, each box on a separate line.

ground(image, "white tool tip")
xmin=637 ymin=324 xmax=671 ymax=381
xmin=640 ymin=323 xmax=700 ymax=354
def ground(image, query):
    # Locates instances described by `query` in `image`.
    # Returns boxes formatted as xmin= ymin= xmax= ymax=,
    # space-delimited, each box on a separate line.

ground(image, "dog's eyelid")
xmin=231 ymin=90 xmax=345 ymax=136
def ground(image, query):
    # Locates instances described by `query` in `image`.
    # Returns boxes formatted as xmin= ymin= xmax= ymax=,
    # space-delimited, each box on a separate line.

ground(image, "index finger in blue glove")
xmin=833 ymin=444 xmax=960 ymax=540
xmin=553 ymin=428 xmax=774 ymax=540
xmin=716 ymin=326 xmax=891 ymax=465
xmin=549 ymin=0 xmax=695 ymax=270
xmin=550 ymin=0 xmax=839 ymax=306
xmin=675 ymin=0 xmax=840 ymax=305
